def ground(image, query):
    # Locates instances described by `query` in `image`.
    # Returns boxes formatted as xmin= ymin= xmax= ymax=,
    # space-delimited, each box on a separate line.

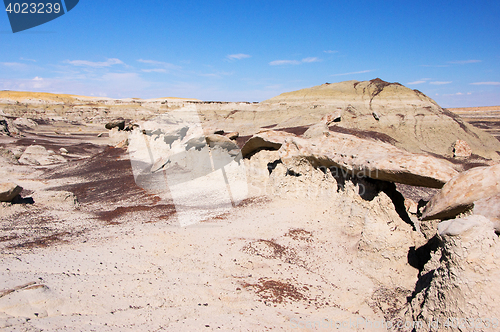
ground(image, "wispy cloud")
xmin=269 ymin=57 xmax=321 ymax=66
xmin=141 ymin=68 xmax=168 ymax=73
xmin=1 ymin=62 xmax=28 ymax=69
xmin=226 ymin=53 xmax=251 ymax=60
xmin=67 ymin=58 xmax=124 ymax=67
xmin=323 ymin=50 xmax=338 ymax=54
xmin=421 ymin=64 xmax=449 ymax=68
xmin=430 ymin=81 xmax=452 ymax=85
xmin=137 ymin=59 xmax=179 ymax=69
xmin=448 ymin=60 xmax=481 ymax=64
xmin=269 ymin=59 xmax=301 ymax=66
xmin=470 ymin=81 xmax=500 ymax=85
xmin=197 ymin=70 xmax=234 ymax=78
xmin=407 ymin=80 xmax=426 ymax=85
xmin=137 ymin=59 xmax=181 ymax=74
xmin=20 ymin=57 xmax=37 ymax=62
xmin=302 ymin=57 xmax=321 ymax=63
xmin=331 ymin=69 xmax=374 ymax=76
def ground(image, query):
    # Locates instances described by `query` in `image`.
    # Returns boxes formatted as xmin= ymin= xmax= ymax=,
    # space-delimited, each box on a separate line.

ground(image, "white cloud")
xmin=66 ymin=58 xmax=124 ymax=67
xmin=269 ymin=60 xmax=301 ymax=66
xmin=101 ymin=72 xmax=140 ymax=81
xmin=137 ymin=59 xmax=181 ymax=74
xmin=269 ymin=57 xmax=322 ymax=66
xmin=470 ymin=81 xmax=500 ymax=85
xmin=443 ymin=92 xmax=465 ymax=96
xmin=331 ymin=69 xmax=374 ymax=76
xmin=197 ymin=70 xmax=234 ymax=78
xmin=323 ymin=50 xmax=338 ymax=54
xmin=430 ymin=81 xmax=452 ymax=85
xmin=1 ymin=62 xmax=28 ymax=69
xmin=407 ymin=80 xmax=426 ymax=85
xmin=137 ymin=59 xmax=179 ymax=69
xmin=141 ymin=69 xmax=168 ymax=73
xmin=448 ymin=60 xmax=481 ymax=64
xmin=301 ymin=57 xmax=321 ymax=63
xmin=32 ymin=77 xmax=44 ymax=88
xmin=226 ymin=54 xmax=251 ymax=60
xmin=420 ymin=64 xmax=449 ymax=68
xmin=20 ymin=57 xmax=37 ymax=62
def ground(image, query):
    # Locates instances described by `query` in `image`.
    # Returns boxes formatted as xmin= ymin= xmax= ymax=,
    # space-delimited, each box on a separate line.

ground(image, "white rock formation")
xmin=19 ymin=145 xmax=66 ymax=166
xmin=422 ymin=164 xmax=500 ymax=220
xmin=410 ymin=215 xmax=500 ymax=331
xmin=0 ymin=183 xmax=23 ymax=202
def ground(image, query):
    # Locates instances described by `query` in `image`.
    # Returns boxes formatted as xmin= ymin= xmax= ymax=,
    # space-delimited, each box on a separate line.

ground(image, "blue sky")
xmin=1 ymin=0 xmax=499 ymax=107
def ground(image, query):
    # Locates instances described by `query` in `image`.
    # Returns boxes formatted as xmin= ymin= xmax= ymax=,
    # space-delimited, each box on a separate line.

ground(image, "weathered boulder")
xmin=0 ymin=147 xmax=19 ymax=164
xmin=13 ymin=117 xmax=38 ymax=129
xmin=0 ymin=117 xmax=20 ymax=135
xmin=321 ymin=110 xmax=342 ymax=125
xmin=18 ymin=145 xmax=66 ymax=166
xmin=225 ymin=131 xmax=239 ymax=140
xmin=205 ymin=134 xmax=239 ymax=152
xmin=241 ymin=130 xmax=296 ymax=158
xmin=105 ymin=120 xmax=125 ymax=130
xmin=421 ymin=164 xmax=500 ymax=221
xmin=278 ymin=132 xmax=459 ymax=188
xmin=108 ymin=127 xmax=129 ymax=147
xmin=32 ymin=190 xmax=79 ymax=209
xmin=437 ymin=215 xmax=494 ymax=236
xmin=473 ymin=194 xmax=500 ymax=232
xmin=0 ymin=182 xmax=23 ymax=202
xmin=0 ymin=119 xmax=10 ymax=135
xmin=302 ymin=123 xmax=329 ymax=139
xmin=410 ymin=215 xmax=500 ymax=331
xmin=452 ymin=139 xmax=472 ymax=158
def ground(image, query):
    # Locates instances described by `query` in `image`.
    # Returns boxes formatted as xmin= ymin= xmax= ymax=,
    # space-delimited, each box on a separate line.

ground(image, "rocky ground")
xmin=0 ymin=80 xmax=499 ymax=331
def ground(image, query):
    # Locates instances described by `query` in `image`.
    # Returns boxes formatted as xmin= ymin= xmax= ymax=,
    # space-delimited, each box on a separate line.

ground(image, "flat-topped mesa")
xmin=262 ymin=79 xmax=500 ymax=160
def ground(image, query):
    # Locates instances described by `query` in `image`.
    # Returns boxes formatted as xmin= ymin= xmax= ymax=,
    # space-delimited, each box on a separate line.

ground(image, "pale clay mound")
xmin=0 ymin=80 xmax=500 ymax=331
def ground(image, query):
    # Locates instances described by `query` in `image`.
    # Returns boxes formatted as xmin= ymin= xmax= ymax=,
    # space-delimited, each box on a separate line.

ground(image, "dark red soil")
xmin=328 ymin=125 xmax=398 ymax=144
xmin=14 ymin=136 xmax=104 ymax=156
xmin=276 ymin=126 xmax=309 ymax=136
xmin=97 ymin=204 xmax=176 ymax=224
xmin=7 ymin=232 xmax=70 ymax=249
xmin=43 ymin=147 xmax=168 ymax=223
xmin=235 ymin=135 xmax=252 ymax=148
